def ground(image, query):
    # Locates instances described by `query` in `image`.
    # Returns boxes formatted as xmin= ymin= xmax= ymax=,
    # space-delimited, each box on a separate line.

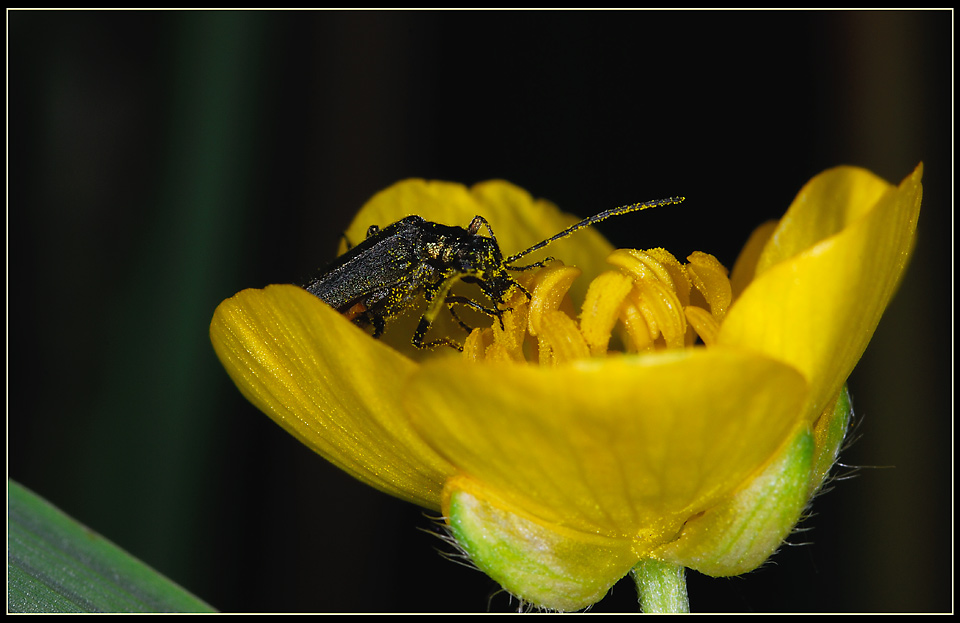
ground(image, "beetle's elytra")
xmin=302 ymin=196 xmax=685 ymax=350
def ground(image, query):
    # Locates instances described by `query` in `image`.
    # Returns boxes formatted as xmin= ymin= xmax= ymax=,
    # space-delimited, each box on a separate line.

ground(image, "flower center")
xmin=462 ymin=248 xmax=732 ymax=364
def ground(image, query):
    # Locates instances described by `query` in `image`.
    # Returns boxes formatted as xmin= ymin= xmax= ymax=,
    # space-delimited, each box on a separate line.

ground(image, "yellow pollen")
xmin=464 ymin=248 xmax=733 ymax=364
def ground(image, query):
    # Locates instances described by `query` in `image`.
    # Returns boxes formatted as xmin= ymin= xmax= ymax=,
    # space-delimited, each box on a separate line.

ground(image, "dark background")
xmin=9 ymin=10 xmax=952 ymax=613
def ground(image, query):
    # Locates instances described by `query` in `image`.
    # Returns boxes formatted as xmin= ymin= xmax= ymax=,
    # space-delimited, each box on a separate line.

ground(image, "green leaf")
xmin=7 ymin=480 xmax=216 ymax=613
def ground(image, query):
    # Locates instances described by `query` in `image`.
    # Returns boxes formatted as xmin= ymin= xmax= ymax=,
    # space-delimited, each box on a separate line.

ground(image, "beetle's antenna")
xmin=505 ymin=196 xmax=685 ymax=264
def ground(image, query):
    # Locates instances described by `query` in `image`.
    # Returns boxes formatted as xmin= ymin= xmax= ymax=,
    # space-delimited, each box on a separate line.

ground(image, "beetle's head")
xmin=420 ymin=224 xmax=504 ymax=276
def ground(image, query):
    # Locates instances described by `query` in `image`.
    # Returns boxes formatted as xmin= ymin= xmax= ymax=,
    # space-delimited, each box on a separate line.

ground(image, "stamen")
xmin=493 ymin=286 xmax=531 ymax=359
xmin=686 ymin=251 xmax=731 ymax=321
xmin=619 ymin=299 xmax=655 ymax=352
xmin=628 ymin=278 xmax=687 ymax=350
xmin=607 ymin=248 xmax=692 ymax=308
xmin=684 ymin=306 xmax=721 ymax=347
xmin=462 ymin=325 xmax=493 ymax=362
xmin=580 ymin=271 xmax=635 ymax=356
xmin=527 ymin=265 xmax=582 ymax=338
xmin=526 ymin=265 xmax=583 ymax=365
xmin=538 ymin=310 xmax=591 ymax=365
xmin=465 ymin=247 xmax=733 ymax=364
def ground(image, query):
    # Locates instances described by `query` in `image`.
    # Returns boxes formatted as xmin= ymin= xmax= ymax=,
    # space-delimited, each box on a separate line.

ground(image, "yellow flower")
xmin=210 ymin=165 xmax=922 ymax=611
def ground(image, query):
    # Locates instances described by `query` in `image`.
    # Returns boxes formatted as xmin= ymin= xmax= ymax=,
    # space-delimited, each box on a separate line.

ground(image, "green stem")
xmin=631 ymin=559 xmax=690 ymax=613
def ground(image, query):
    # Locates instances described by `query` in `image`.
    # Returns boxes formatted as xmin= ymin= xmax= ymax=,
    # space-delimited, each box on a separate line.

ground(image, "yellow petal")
xmin=407 ymin=348 xmax=807 ymax=548
xmin=718 ymin=164 xmax=922 ymax=423
xmin=756 ymin=166 xmax=893 ymax=274
xmin=210 ymin=284 xmax=455 ymax=509
xmin=729 ymin=220 xmax=777 ymax=301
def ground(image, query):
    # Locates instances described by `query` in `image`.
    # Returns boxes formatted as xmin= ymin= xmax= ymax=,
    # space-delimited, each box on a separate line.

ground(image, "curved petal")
xmin=756 ymin=166 xmax=893 ymax=274
xmin=729 ymin=220 xmax=777 ymax=300
xmin=406 ymin=348 xmax=807 ymax=546
xmin=718 ymin=164 xmax=922 ymax=423
xmin=210 ymin=284 xmax=455 ymax=509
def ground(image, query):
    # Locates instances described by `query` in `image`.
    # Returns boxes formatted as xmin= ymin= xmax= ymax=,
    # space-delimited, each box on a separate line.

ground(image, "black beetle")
xmin=303 ymin=196 xmax=685 ymax=350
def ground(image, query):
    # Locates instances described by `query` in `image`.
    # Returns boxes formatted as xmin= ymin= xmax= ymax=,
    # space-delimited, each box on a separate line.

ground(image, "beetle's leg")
xmin=510 ymin=280 xmax=534 ymax=300
xmin=444 ymin=295 xmax=506 ymax=331
xmin=370 ymin=313 xmax=386 ymax=339
xmin=413 ymin=316 xmax=464 ymax=351
xmin=413 ymin=276 xmax=465 ymax=350
xmin=445 ymin=302 xmax=475 ymax=333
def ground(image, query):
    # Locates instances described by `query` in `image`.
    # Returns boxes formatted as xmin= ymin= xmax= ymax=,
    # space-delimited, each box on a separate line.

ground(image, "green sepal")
xmin=653 ymin=425 xmax=815 ymax=577
xmin=810 ymin=385 xmax=853 ymax=493
xmin=446 ymin=485 xmax=639 ymax=612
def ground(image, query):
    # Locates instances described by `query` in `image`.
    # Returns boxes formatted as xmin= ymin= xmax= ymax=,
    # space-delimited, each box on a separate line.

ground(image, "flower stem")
xmin=631 ymin=559 xmax=690 ymax=613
